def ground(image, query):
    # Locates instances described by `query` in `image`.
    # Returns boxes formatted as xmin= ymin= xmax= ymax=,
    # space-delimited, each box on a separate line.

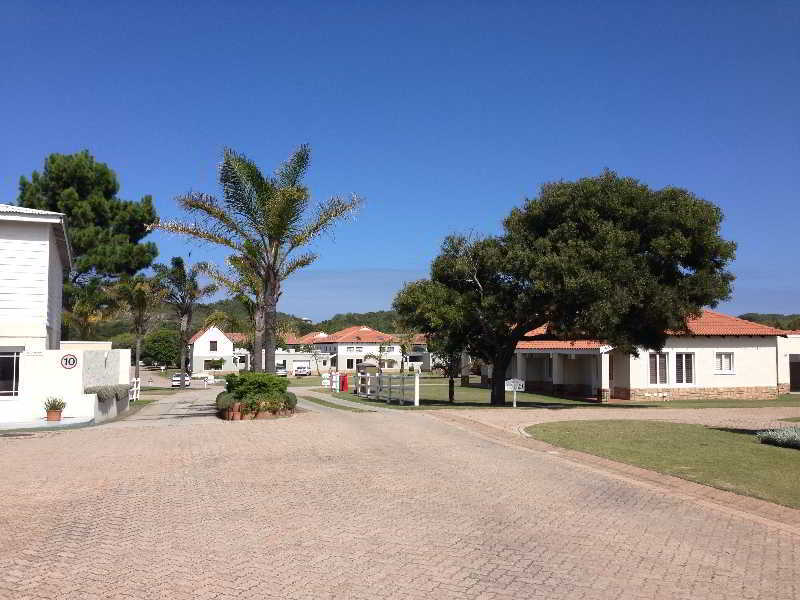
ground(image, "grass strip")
xmin=526 ymin=419 xmax=800 ymax=509
xmin=298 ymin=395 xmax=371 ymax=413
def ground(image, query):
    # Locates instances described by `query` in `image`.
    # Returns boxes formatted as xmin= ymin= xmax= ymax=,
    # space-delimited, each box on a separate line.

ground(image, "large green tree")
xmin=153 ymin=257 xmax=218 ymax=385
xmin=395 ymin=171 xmax=736 ymax=405
xmin=18 ymin=150 xmax=158 ymax=284
xmin=141 ymin=328 xmax=181 ymax=367
xmin=154 ymin=145 xmax=361 ymax=372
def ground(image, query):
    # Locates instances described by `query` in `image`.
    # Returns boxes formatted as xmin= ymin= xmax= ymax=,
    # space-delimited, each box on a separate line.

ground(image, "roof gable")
xmin=189 ymin=326 xmax=248 ymax=345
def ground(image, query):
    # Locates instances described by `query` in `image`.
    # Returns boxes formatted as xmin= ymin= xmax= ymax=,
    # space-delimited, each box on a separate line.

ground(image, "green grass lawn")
xmin=526 ymin=420 xmax=800 ymax=508
xmin=320 ymin=381 xmax=800 ymax=411
xmin=297 ymin=395 xmax=371 ymax=412
xmin=780 ymin=416 xmax=800 ymax=422
xmin=287 ymin=376 xmax=324 ymax=387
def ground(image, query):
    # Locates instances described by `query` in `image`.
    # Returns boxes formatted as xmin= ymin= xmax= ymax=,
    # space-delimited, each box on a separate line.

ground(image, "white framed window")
xmin=209 ymin=340 xmax=218 ymax=352
xmin=649 ymin=353 xmax=668 ymax=385
xmin=0 ymin=351 xmax=20 ymax=397
xmin=715 ymin=352 xmax=734 ymax=374
xmin=675 ymin=353 xmax=694 ymax=384
xmin=346 ymin=346 xmax=354 ymax=352
xmin=346 ymin=358 xmax=354 ymax=369
xmin=355 ymin=346 xmax=363 ymax=352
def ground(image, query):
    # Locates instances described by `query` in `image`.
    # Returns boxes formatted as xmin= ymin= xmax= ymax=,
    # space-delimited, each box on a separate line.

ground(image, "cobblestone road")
xmin=1 ymin=389 xmax=798 ymax=599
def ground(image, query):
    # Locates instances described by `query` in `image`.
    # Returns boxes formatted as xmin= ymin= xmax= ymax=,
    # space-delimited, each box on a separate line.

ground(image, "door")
xmin=790 ymin=360 xmax=800 ymax=392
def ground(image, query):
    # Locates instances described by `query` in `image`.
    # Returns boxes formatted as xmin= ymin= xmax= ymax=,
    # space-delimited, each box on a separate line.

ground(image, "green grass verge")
xmin=321 ymin=384 xmax=800 ymax=411
xmin=526 ymin=420 xmax=800 ymax=509
xmin=780 ymin=416 xmax=800 ymax=422
xmin=140 ymin=387 xmax=183 ymax=394
xmin=297 ymin=395 xmax=371 ymax=412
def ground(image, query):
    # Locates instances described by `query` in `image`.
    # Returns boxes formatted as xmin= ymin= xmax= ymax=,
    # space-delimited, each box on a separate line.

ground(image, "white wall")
xmin=0 ymin=220 xmax=51 ymax=351
xmin=778 ymin=335 xmax=800 ymax=385
xmin=191 ymin=326 xmax=235 ymax=371
xmin=328 ymin=342 xmax=403 ymax=370
xmin=628 ymin=336 xmax=779 ymax=389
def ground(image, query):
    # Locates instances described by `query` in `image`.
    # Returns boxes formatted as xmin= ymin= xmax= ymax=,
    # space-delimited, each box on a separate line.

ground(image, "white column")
xmin=516 ymin=352 xmax=526 ymax=381
xmin=599 ymin=352 xmax=610 ymax=402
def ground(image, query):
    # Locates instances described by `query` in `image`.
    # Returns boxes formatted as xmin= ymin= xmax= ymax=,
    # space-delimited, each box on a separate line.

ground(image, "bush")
xmin=283 ymin=392 xmax=297 ymax=412
xmin=216 ymin=391 xmax=235 ymax=411
xmin=44 ymin=397 xmax=66 ymax=411
xmin=757 ymin=427 xmax=800 ymax=450
xmin=85 ymin=384 xmax=130 ymax=403
xmin=225 ymin=372 xmax=289 ymax=401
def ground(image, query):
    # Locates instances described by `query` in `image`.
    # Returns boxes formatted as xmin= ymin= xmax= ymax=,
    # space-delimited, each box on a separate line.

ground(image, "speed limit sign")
xmin=60 ymin=354 xmax=78 ymax=369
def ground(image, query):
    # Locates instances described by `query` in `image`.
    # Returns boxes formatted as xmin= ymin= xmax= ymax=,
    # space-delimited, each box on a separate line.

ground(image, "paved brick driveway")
xmin=1 ymin=389 xmax=799 ymax=600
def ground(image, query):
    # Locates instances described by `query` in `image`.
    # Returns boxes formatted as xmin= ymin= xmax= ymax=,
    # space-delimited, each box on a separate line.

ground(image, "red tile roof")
xmin=188 ymin=326 xmax=248 ymax=344
xmin=314 ymin=325 xmax=393 ymax=344
xmin=516 ymin=309 xmax=785 ymax=351
xmin=285 ymin=331 xmax=328 ymax=345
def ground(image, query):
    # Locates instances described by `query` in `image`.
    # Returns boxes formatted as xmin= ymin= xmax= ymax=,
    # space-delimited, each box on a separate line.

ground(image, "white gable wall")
xmin=0 ymin=220 xmax=51 ymax=351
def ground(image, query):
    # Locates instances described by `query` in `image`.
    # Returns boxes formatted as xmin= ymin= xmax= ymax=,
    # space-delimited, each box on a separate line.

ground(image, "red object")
xmin=339 ymin=374 xmax=349 ymax=392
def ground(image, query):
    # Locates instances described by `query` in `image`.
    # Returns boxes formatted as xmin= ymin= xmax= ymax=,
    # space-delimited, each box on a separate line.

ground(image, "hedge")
xmin=757 ymin=427 xmax=800 ymax=450
xmin=85 ymin=384 xmax=130 ymax=403
xmin=225 ymin=372 xmax=288 ymax=400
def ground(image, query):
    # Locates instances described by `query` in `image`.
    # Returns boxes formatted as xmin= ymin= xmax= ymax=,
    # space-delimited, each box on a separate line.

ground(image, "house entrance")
xmin=790 ymin=355 xmax=800 ymax=392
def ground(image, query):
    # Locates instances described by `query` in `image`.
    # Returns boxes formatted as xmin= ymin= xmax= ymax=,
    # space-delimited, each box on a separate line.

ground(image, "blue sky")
xmin=1 ymin=2 xmax=798 ymax=321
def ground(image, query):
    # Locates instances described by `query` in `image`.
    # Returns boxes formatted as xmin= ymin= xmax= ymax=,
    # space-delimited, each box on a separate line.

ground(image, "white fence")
xmin=356 ymin=373 xmax=420 ymax=406
xmin=129 ymin=377 xmax=141 ymax=403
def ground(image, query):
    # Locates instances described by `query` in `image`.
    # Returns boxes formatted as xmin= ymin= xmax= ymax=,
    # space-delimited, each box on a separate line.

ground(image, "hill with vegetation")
xmin=738 ymin=313 xmax=800 ymax=330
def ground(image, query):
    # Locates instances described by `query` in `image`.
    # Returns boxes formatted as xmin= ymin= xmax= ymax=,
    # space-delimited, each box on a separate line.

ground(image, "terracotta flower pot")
xmin=232 ymin=402 xmax=242 ymax=413
xmin=232 ymin=411 xmax=241 ymax=420
xmin=46 ymin=410 xmax=62 ymax=422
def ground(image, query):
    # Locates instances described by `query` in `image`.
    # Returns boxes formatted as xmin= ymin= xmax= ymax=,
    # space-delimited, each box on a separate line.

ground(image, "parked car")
xmin=294 ymin=365 xmax=311 ymax=377
xmin=171 ymin=373 xmax=192 ymax=387
xmin=275 ymin=367 xmax=288 ymax=377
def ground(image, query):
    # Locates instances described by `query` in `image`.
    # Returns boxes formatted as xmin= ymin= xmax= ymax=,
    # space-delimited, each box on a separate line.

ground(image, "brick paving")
xmin=1 ymin=389 xmax=799 ymax=600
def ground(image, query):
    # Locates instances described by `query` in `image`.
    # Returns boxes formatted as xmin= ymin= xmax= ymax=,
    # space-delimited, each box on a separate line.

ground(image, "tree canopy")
xmin=18 ymin=150 xmax=158 ymax=283
xmin=395 ymin=170 xmax=736 ymax=405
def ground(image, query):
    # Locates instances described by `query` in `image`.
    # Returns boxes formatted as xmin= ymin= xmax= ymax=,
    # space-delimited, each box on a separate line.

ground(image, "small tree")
xmin=141 ymin=328 xmax=180 ymax=366
xmin=153 ymin=257 xmax=217 ymax=385
xmin=114 ymin=276 xmax=166 ymax=379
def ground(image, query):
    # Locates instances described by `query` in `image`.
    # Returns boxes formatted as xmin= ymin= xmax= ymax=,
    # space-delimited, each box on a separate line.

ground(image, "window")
xmin=355 ymin=346 xmax=363 ymax=352
xmin=322 ymin=359 xmax=327 ymax=366
xmin=649 ymin=353 xmax=668 ymax=385
xmin=0 ymin=351 xmax=20 ymax=396
xmin=675 ymin=353 xmax=694 ymax=384
xmin=346 ymin=359 xmax=354 ymax=369
xmin=545 ymin=356 xmax=552 ymax=378
xmin=715 ymin=352 xmax=734 ymax=373
xmin=209 ymin=341 xmax=218 ymax=352
xmin=346 ymin=346 xmax=354 ymax=352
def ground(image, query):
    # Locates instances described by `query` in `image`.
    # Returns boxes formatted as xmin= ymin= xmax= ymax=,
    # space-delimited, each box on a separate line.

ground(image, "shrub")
xmin=264 ymin=395 xmax=284 ymax=414
xmin=216 ymin=391 xmax=235 ymax=411
xmin=85 ymin=384 xmax=130 ymax=403
xmin=225 ymin=372 xmax=288 ymax=401
xmin=44 ymin=397 xmax=66 ymax=411
xmin=757 ymin=427 xmax=800 ymax=450
xmin=283 ymin=392 xmax=297 ymax=412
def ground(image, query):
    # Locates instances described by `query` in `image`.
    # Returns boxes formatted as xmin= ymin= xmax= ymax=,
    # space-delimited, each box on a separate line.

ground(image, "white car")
xmin=171 ymin=373 xmax=192 ymax=387
xmin=294 ymin=365 xmax=311 ymax=377
xmin=275 ymin=367 xmax=288 ymax=377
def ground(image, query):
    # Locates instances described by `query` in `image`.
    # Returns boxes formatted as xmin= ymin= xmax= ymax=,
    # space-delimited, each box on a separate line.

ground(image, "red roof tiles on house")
xmin=286 ymin=331 xmax=329 ymax=345
xmin=314 ymin=326 xmax=393 ymax=344
xmin=516 ymin=309 xmax=785 ymax=351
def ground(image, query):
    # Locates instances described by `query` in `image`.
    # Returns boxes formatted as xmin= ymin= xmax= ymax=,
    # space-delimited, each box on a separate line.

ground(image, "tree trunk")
xmin=253 ymin=307 xmax=265 ymax=372
xmin=135 ymin=335 xmax=141 ymax=380
xmin=489 ymin=353 xmax=514 ymax=406
xmin=179 ymin=312 xmax=189 ymax=386
xmin=262 ymin=285 xmax=279 ymax=374
xmin=448 ymin=377 xmax=454 ymax=402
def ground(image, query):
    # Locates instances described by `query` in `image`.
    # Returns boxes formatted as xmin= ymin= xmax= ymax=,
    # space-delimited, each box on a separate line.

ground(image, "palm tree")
xmin=152 ymin=257 xmax=218 ymax=386
xmin=63 ymin=278 xmax=114 ymax=339
xmin=153 ymin=145 xmax=362 ymax=372
xmin=114 ymin=276 xmax=167 ymax=379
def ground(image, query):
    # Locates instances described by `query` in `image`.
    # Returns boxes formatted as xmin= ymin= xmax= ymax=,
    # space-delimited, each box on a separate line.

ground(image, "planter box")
xmin=46 ymin=410 xmax=62 ymax=422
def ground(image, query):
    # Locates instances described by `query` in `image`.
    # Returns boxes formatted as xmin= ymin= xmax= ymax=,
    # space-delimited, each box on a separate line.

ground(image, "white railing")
xmin=129 ymin=377 xmax=141 ymax=403
xmin=356 ymin=373 xmax=420 ymax=406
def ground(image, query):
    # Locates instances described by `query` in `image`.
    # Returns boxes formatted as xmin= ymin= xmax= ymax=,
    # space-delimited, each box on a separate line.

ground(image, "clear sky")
xmin=1 ymin=1 xmax=798 ymax=321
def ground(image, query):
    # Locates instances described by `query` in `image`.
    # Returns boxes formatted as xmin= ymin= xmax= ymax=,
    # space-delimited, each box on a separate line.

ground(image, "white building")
xmin=189 ymin=326 xmax=250 ymax=373
xmin=1 ymin=204 xmax=129 ymax=425
xmin=312 ymin=326 xmax=405 ymax=371
xmin=497 ymin=310 xmax=795 ymax=402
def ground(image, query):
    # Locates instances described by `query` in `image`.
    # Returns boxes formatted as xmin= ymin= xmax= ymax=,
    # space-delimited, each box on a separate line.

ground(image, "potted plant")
xmin=44 ymin=397 xmax=66 ymax=422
